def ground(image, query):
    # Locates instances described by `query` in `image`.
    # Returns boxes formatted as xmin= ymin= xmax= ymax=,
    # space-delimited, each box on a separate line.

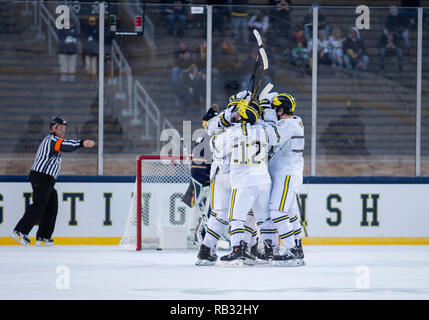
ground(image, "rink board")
xmin=0 ymin=176 xmax=429 ymax=245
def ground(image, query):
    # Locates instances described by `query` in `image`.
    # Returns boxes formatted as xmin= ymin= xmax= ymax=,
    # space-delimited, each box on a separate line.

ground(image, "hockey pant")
xmin=269 ymin=174 xmax=303 ymax=249
xmin=202 ymin=171 xmax=230 ymax=250
xmin=228 ymin=183 xmax=272 ymax=247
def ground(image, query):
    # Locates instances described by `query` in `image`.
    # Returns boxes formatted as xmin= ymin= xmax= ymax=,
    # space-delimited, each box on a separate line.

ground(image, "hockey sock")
xmin=289 ymin=206 xmax=303 ymax=241
xmin=203 ymin=214 xmax=228 ymax=249
xmin=244 ymin=212 xmax=257 ymax=247
xmin=229 ymin=220 xmax=245 ymax=247
xmin=258 ymin=218 xmax=276 ymax=246
xmin=271 ymin=210 xmax=295 ymax=249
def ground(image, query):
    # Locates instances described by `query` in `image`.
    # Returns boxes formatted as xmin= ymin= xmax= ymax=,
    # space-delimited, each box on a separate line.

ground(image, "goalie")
xmin=182 ymin=105 xmax=219 ymax=244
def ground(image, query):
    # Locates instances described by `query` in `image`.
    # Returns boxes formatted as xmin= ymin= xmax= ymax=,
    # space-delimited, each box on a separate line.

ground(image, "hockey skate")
xmin=271 ymin=246 xmax=301 ymax=267
xmin=195 ymin=244 xmax=218 ymax=266
xmin=242 ymin=241 xmax=256 ymax=266
xmin=10 ymin=231 xmax=30 ymax=246
xmin=290 ymin=239 xmax=305 ymax=266
xmin=220 ymin=241 xmax=247 ymax=267
xmin=35 ymin=237 xmax=54 ymax=247
xmin=249 ymin=241 xmax=265 ymax=264
xmin=256 ymin=239 xmax=274 ymax=264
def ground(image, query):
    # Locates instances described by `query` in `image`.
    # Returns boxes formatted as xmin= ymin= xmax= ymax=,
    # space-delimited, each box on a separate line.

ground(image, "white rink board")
xmin=299 ymin=184 xmax=429 ymax=237
xmin=0 ymin=181 xmax=429 ymax=238
xmin=0 ymin=182 xmax=193 ymax=238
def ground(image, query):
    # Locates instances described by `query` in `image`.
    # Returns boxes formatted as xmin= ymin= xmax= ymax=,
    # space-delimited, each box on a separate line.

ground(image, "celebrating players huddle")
xmin=195 ymin=89 xmax=305 ymax=267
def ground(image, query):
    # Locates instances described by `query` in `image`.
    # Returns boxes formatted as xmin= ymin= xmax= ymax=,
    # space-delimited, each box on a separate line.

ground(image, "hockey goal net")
xmin=120 ymin=155 xmax=200 ymax=251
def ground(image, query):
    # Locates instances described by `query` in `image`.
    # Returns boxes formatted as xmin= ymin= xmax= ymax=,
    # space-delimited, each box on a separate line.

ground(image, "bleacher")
xmin=2 ymin=0 xmax=429 ymax=176
xmin=125 ymin=2 xmax=428 ymax=158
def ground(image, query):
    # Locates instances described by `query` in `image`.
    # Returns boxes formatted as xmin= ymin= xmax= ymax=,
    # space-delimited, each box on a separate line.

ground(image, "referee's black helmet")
xmin=50 ymin=116 xmax=67 ymax=129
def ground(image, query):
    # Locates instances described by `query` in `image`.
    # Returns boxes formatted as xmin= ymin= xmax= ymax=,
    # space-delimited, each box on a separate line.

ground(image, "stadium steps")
xmin=0 ymin=5 xmax=161 ymax=158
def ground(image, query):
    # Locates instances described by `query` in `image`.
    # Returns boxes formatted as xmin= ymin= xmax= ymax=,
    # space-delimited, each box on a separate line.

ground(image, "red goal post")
xmin=120 ymin=154 xmax=194 ymax=251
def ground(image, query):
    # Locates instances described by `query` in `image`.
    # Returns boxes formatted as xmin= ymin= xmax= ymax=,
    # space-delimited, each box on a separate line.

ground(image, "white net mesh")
xmin=119 ymin=157 xmax=192 ymax=250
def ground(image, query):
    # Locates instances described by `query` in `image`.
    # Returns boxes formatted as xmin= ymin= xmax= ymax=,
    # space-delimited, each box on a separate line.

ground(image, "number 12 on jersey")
xmin=233 ymin=140 xmax=266 ymax=165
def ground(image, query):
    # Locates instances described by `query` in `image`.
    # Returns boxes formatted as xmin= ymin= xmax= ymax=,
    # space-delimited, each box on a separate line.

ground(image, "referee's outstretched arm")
xmin=52 ymin=138 xmax=96 ymax=153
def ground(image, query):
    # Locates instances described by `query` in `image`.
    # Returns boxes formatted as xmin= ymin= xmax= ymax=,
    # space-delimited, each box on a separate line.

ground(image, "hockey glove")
xmin=263 ymin=108 xmax=278 ymax=124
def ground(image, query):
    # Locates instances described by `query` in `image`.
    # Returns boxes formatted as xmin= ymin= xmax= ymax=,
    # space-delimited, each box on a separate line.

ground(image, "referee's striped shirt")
xmin=31 ymin=133 xmax=83 ymax=179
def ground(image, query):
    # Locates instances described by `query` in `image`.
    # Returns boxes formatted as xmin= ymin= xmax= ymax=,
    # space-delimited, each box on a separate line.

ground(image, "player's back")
xmin=227 ymin=122 xmax=271 ymax=189
xmin=269 ymin=115 xmax=304 ymax=176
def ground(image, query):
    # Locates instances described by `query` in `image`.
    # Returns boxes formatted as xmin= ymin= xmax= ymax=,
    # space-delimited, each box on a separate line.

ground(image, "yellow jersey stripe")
xmin=241 ymin=122 xmax=247 ymax=135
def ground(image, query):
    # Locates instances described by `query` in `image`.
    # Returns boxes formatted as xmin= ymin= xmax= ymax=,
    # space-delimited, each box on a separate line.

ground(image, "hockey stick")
xmin=296 ymin=194 xmax=309 ymax=237
xmin=249 ymin=29 xmax=273 ymax=103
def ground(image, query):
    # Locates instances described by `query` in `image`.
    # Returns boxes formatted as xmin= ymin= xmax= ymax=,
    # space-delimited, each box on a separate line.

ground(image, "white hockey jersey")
xmin=269 ymin=115 xmax=304 ymax=176
xmin=209 ymin=131 xmax=230 ymax=181
xmin=213 ymin=121 xmax=278 ymax=189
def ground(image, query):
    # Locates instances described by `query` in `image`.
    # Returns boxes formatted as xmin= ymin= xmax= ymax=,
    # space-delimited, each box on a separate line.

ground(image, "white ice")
xmin=1 ymin=245 xmax=429 ymax=300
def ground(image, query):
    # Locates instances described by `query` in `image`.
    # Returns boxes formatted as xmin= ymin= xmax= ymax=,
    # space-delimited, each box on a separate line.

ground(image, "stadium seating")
xmin=2 ymin=1 xmax=429 ymax=176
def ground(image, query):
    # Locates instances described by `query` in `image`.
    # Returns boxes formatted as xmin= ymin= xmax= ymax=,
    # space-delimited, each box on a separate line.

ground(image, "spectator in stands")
xmin=57 ymin=19 xmax=79 ymax=82
xmin=303 ymin=5 xmax=328 ymax=43
xmin=248 ymin=9 xmax=270 ymax=40
xmin=213 ymin=38 xmax=242 ymax=98
xmin=195 ymin=40 xmax=220 ymax=87
xmin=230 ymin=0 xmax=249 ymax=45
xmin=208 ymin=0 xmax=228 ymax=36
xmin=195 ymin=40 xmax=206 ymax=70
xmin=163 ymin=0 xmax=187 ymax=37
xmin=15 ymin=115 xmax=45 ymax=154
xmin=385 ymin=5 xmax=410 ymax=55
xmin=307 ymin=29 xmax=331 ymax=65
xmin=320 ymin=99 xmax=369 ymax=156
xmin=269 ymin=0 xmax=292 ymax=43
xmin=379 ymin=27 xmax=403 ymax=71
xmin=342 ymin=27 xmax=369 ymax=71
xmin=400 ymin=0 xmax=421 ymax=30
xmin=80 ymin=99 xmax=125 ymax=154
xmin=82 ymin=16 xmax=99 ymax=81
xmin=171 ymin=41 xmax=194 ymax=107
xmin=178 ymin=64 xmax=203 ymax=107
xmin=328 ymin=27 xmax=345 ymax=67
xmin=290 ymin=41 xmax=310 ymax=72
xmin=292 ymin=23 xmax=306 ymax=46
xmin=214 ymin=38 xmax=240 ymax=85
xmin=6 ymin=115 xmax=45 ymax=174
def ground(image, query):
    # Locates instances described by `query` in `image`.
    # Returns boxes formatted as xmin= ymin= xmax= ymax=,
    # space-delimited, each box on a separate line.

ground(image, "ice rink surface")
xmin=1 ymin=245 xmax=429 ymax=300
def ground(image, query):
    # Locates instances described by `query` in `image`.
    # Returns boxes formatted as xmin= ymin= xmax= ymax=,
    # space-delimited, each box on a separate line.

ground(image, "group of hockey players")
xmin=193 ymin=88 xmax=305 ymax=267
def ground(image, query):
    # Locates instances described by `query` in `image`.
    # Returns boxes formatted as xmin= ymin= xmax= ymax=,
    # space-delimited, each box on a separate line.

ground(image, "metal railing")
xmin=33 ymin=0 xmax=59 ymax=55
xmin=134 ymin=80 xmax=161 ymax=149
xmin=25 ymin=1 xmax=175 ymax=157
xmin=110 ymin=39 xmax=133 ymax=112
xmin=110 ymin=39 xmax=176 ymax=152
xmin=29 ymin=0 xmax=81 ymax=55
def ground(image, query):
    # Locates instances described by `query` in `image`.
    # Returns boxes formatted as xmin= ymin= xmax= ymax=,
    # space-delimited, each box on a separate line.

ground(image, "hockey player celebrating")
xmin=265 ymin=93 xmax=305 ymax=267
xmin=212 ymin=100 xmax=280 ymax=266
xmin=206 ymin=90 xmax=252 ymax=136
xmin=196 ymin=93 xmax=254 ymax=266
xmin=194 ymin=112 xmax=232 ymax=266
xmin=194 ymin=100 xmax=243 ymax=266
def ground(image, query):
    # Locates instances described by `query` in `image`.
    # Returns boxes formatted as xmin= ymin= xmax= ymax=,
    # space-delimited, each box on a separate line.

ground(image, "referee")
xmin=11 ymin=116 xmax=96 ymax=246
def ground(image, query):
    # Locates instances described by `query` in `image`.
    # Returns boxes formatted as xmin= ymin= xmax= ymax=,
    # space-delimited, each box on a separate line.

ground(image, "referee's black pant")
xmin=14 ymin=170 xmax=58 ymax=239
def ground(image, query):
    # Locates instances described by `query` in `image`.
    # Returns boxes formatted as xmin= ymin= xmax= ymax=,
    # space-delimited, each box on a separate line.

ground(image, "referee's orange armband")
xmin=54 ymin=139 xmax=64 ymax=152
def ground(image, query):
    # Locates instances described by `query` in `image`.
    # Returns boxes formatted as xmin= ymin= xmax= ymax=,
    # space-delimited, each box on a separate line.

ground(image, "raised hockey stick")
xmin=296 ymin=194 xmax=309 ymax=237
xmin=249 ymin=29 xmax=272 ymax=103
